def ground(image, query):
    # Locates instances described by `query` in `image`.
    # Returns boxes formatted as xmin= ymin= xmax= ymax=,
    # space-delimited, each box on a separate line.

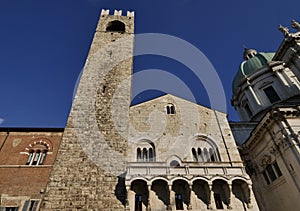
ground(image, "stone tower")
xmin=41 ymin=9 xmax=134 ymax=210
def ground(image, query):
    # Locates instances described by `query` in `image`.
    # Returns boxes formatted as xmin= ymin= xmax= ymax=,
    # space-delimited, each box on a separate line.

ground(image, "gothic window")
xmin=135 ymin=195 xmax=142 ymax=211
xmin=106 ymin=20 xmax=125 ymax=32
xmin=175 ymin=194 xmax=184 ymax=210
xmin=262 ymin=161 xmax=283 ymax=184
xmin=263 ymin=86 xmax=280 ymax=104
xmin=166 ymin=104 xmax=175 ymax=114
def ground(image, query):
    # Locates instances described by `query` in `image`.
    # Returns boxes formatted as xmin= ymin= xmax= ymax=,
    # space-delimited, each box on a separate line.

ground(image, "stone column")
xmin=125 ymin=185 xmax=130 ymax=211
xmin=187 ymin=184 xmax=193 ymax=210
xmin=247 ymin=184 xmax=253 ymax=209
xmin=147 ymin=185 xmax=151 ymax=211
xmin=208 ymin=184 xmax=213 ymax=210
xmin=227 ymin=183 xmax=233 ymax=210
xmin=247 ymin=81 xmax=261 ymax=106
xmin=167 ymin=185 xmax=173 ymax=210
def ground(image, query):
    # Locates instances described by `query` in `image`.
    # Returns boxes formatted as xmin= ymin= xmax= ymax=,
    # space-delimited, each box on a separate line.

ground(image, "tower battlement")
xmin=101 ymin=9 xmax=134 ymax=17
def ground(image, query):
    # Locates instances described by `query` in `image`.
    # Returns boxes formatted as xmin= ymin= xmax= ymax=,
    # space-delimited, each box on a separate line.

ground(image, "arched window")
xmin=192 ymin=148 xmax=197 ymax=161
xmin=149 ymin=148 xmax=153 ymax=161
xmin=198 ymin=148 xmax=203 ymax=162
xmin=166 ymin=104 xmax=175 ymax=114
xmin=25 ymin=139 xmax=51 ymax=166
xmin=136 ymin=140 xmax=156 ymax=162
xmin=209 ymin=148 xmax=216 ymax=162
xmin=26 ymin=151 xmax=34 ymax=165
xmin=142 ymin=148 xmax=148 ymax=161
xmin=136 ymin=148 xmax=141 ymax=161
xmin=191 ymin=136 xmax=221 ymax=162
xmin=106 ymin=20 xmax=125 ymax=32
xmin=170 ymin=160 xmax=180 ymax=167
xmin=26 ymin=150 xmax=47 ymax=166
xmin=203 ymin=148 xmax=209 ymax=162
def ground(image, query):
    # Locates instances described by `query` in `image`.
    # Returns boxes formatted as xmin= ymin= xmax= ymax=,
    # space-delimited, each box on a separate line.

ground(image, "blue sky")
xmin=0 ymin=0 xmax=299 ymax=128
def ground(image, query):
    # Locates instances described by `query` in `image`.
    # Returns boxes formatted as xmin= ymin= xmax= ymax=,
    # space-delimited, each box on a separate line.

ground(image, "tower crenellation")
xmin=100 ymin=9 xmax=135 ymax=17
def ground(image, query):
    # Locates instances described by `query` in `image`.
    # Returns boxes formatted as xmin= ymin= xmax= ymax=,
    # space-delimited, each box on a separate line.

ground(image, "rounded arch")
xmin=135 ymin=139 xmax=156 ymax=162
xmin=150 ymin=176 xmax=170 ymax=185
xmin=136 ymin=139 xmax=156 ymax=149
xmin=166 ymin=155 xmax=182 ymax=166
xmin=211 ymin=176 xmax=230 ymax=184
xmin=190 ymin=135 xmax=221 ymax=162
xmin=166 ymin=103 xmax=176 ymax=114
xmin=230 ymin=177 xmax=251 ymax=185
xmin=130 ymin=177 xmax=149 ymax=186
xmin=106 ymin=20 xmax=125 ymax=32
xmin=191 ymin=176 xmax=209 ymax=184
xmin=27 ymin=138 xmax=53 ymax=152
xmin=170 ymin=177 xmax=191 ymax=185
xmin=192 ymin=135 xmax=219 ymax=149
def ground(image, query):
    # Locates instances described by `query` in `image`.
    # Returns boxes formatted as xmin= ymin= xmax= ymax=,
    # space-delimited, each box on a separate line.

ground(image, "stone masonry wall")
xmin=41 ymin=11 xmax=134 ymax=210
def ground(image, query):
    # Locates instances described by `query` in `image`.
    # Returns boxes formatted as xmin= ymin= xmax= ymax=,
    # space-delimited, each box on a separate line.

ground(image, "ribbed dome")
xmin=232 ymin=51 xmax=275 ymax=95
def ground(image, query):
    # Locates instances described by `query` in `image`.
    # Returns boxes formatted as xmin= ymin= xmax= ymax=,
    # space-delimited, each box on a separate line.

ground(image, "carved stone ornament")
xmin=291 ymin=20 xmax=300 ymax=31
xmin=279 ymin=25 xmax=290 ymax=37
xmin=269 ymin=146 xmax=278 ymax=155
xmin=260 ymin=154 xmax=272 ymax=167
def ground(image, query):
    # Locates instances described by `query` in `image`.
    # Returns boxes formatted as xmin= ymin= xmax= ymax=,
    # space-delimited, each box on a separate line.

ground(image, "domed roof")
xmin=232 ymin=51 xmax=275 ymax=95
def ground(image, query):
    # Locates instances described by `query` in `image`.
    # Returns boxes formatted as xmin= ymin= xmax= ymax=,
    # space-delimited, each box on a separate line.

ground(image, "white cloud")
xmin=0 ymin=118 xmax=4 ymax=125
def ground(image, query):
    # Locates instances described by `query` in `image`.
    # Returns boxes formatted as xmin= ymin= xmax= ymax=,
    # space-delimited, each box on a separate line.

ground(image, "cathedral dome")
xmin=232 ymin=50 xmax=275 ymax=95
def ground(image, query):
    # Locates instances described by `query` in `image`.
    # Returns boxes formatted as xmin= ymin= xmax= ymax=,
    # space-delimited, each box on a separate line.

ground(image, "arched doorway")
xmin=191 ymin=179 xmax=210 ymax=210
xmin=130 ymin=179 xmax=149 ymax=211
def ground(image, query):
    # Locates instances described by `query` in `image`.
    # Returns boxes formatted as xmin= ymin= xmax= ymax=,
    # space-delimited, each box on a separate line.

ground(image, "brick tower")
xmin=41 ymin=9 xmax=134 ymax=210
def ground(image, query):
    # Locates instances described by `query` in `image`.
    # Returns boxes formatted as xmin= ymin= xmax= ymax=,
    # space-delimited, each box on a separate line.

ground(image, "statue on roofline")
xmin=278 ymin=25 xmax=290 ymax=37
xmin=291 ymin=20 xmax=300 ymax=31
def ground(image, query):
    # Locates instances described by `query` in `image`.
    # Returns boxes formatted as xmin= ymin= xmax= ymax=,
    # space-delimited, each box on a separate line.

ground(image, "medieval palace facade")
xmin=1 ymin=9 xmax=300 ymax=211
